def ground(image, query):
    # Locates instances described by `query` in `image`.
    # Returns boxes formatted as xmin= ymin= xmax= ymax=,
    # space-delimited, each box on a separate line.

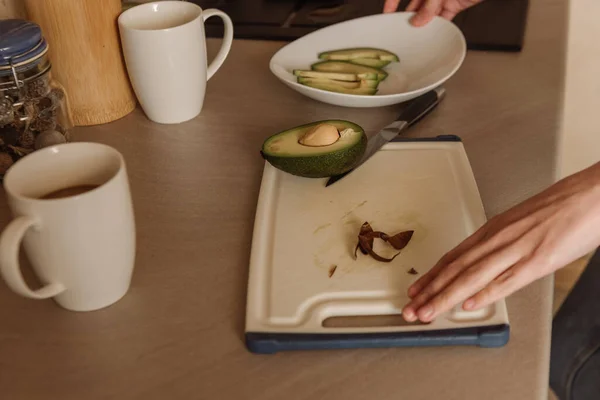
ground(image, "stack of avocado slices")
xmin=293 ymin=47 xmax=399 ymax=96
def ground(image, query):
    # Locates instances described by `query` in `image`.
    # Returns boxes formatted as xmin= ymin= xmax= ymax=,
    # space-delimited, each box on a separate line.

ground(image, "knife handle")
xmin=397 ymin=87 xmax=445 ymax=127
xmin=391 ymin=134 xmax=461 ymax=143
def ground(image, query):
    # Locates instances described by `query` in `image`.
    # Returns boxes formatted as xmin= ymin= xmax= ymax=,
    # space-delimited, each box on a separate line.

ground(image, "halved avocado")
xmin=260 ymin=120 xmax=367 ymax=178
xmin=318 ymin=47 xmax=400 ymax=62
xmin=311 ymin=61 xmax=388 ymax=81
xmin=348 ymin=58 xmax=391 ymax=68
xmin=293 ymin=69 xmax=377 ymax=81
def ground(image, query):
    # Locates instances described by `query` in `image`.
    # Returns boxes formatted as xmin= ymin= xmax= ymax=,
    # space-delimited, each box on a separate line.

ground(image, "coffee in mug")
xmin=39 ymin=184 xmax=100 ymax=200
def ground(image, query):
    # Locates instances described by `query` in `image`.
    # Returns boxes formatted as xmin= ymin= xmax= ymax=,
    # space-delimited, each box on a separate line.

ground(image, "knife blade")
xmin=325 ymin=87 xmax=446 ymax=187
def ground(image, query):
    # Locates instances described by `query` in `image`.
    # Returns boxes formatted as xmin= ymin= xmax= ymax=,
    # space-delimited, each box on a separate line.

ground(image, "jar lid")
xmin=0 ymin=19 xmax=48 ymax=68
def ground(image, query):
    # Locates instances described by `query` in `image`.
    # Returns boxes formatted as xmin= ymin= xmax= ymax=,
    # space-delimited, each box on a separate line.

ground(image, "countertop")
xmin=0 ymin=0 xmax=567 ymax=398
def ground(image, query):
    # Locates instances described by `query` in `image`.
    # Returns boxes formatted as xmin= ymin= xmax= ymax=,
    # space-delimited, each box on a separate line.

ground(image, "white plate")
xmin=269 ymin=12 xmax=467 ymax=108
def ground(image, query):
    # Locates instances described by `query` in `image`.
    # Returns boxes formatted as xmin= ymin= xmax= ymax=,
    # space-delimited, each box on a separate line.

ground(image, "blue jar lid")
xmin=0 ymin=19 xmax=48 ymax=67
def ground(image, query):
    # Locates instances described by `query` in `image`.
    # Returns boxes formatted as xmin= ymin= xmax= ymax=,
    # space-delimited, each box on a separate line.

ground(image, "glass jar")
xmin=0 ymin=19 xmax=72 ymax=177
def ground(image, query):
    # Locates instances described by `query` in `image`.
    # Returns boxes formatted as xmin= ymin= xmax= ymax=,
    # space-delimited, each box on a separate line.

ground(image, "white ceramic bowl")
xmin=269 ymin=12 xmax=467 ymax=108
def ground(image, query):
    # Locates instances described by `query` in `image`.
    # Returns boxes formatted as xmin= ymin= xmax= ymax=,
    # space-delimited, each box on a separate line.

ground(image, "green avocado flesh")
xmin=294 ymin=69 xmax=377 ymax=81
xmin=290 ymin=47 xmax=398 ymax=96
xmin=297 ymin=77 xmax=377 ymax=89
xmin=360 ymin=79 xmax=379 ymax=89
xmin=348 ymin=58 xmax=391 ymax=68
xmin=261 ymin=120 xmax=367 ymax=178
xmin=311 ymin=61 xmax=388 ymax=81
xmin=299 ymin=81 xmax=377 ymax=95
xmin=318 ymin=47 xmax=400 ymax=62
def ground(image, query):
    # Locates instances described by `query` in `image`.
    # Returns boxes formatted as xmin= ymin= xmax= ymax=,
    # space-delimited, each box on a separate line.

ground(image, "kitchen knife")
xmin=325 ymin=87 xmax=446 ymax=187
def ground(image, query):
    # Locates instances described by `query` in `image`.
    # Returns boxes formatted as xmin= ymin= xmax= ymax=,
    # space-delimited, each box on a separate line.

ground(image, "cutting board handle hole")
xmin=322 ymin=314 xmax=429 ymax=328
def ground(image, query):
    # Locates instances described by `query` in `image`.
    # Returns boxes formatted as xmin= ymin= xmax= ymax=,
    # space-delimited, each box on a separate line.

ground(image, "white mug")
xmin=0 ymin=143 xmax=136 ymax=312
xmin=118 ymin=1 xmax=234 ymax=124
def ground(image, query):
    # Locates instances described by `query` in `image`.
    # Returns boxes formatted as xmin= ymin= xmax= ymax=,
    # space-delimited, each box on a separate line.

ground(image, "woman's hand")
xmin=383 ymin=0 xmax=483 ymax=26
xmin=401 ymin=161 xmax=600 ymax=323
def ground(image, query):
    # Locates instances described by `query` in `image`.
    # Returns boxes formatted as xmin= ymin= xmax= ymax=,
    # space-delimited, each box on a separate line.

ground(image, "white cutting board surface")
xmin=246 ymin=140 xmax=509 ymax=334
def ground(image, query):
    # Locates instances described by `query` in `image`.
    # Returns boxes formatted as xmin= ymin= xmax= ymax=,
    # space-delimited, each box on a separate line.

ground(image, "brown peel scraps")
xmin=328 ymin=265 xmax=337 ymax=277
xmin=354 ymin=221 xmax=374 ymax=258
xmin=354 ymin=222 xmax=414 ymax=263
xmin=384 ymin=230 xmax=414 ymax=250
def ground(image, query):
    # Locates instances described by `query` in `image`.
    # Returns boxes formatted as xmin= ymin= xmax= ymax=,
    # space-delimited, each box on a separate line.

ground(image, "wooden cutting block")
xmin=24 ymin=0 xmax=137 ymax=126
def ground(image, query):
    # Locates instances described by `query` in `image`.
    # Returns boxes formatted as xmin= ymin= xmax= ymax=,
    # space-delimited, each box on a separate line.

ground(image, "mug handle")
xmin=202 ymin=9 xmax=234 ymax=81
xmin=0 ymin=216 xmax=65 ymax=299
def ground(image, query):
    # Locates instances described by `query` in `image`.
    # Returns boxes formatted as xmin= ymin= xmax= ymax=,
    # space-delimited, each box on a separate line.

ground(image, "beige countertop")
xmin=0 ymin=0 xmax=567 ymax=398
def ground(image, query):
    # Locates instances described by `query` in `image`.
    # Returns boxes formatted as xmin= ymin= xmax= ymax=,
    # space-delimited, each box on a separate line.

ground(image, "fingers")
xmin=408 ymin=211 xmax=541 ymax=303
xmin=424 ymin=215 xmax=537 ymax=289
xmin=409 ymin=0 xmax=442 ymax=27
xmin=440 ymin=9 xmax=458 ymax=21
xmin=413 ymin=248 xmax=523 ymax=322
xmin=407 ymin=224 xmax=488 ymax=298
xmin=384 ymin=0 xmax=452 ymax=24
xmin=404 ymin=240 xmax=527 ymax=322
xmin=383 ymin=0 xmax=402 ymax=13
xmin=463 ymin=257 xmax=540 ymax=311
xmin=406 ymin=0 xmax=425 ymax=12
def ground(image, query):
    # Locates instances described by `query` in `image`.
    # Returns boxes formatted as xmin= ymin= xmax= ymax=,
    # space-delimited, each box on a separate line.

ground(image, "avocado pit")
xmin=298 ymin=123 xmax=340 ymax=147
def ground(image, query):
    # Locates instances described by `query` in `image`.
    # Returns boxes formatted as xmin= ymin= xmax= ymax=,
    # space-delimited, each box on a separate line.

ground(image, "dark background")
xmin=192 ymin=0 xmax=530 ymax=52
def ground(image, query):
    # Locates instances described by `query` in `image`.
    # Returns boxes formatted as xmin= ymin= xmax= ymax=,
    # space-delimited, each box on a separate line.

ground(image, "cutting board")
xmin=245 ymin=136 xmax=509 ymax=354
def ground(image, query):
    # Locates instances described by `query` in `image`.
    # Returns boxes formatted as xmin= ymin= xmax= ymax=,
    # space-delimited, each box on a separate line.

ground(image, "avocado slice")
xmin=298 ymin=77 xmax=361 ymax=89
xmin=360 ymin=79 xmax=379 ymax=89
xmin=318 ymin=47 xmax=400 ymax=62
xmin=293 ymin=69 xmax=377 ymax=81
xmin=298 ymin=77 xmax=379 ymax=91
xmin=261 ymin=120 xmax=368 ymax=178
xmin=311 ymin=61 xmax=388 ymax=81
xmin=348 ymin=58 xmax=391 ymax=68
xmin=299 ymin=80 xmax=378 ymax=96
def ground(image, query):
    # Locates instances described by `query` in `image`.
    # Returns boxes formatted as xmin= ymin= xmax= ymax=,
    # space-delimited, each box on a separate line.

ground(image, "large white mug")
xmin=0 ymin=143 xmax=136 ymax=312
xmin=118 ymin=1 xmax=234 ymax=124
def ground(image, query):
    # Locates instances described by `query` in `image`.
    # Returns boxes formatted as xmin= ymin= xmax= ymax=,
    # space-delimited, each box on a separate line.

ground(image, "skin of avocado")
xmin=261 ymin=121 xmax=368 ymax=178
